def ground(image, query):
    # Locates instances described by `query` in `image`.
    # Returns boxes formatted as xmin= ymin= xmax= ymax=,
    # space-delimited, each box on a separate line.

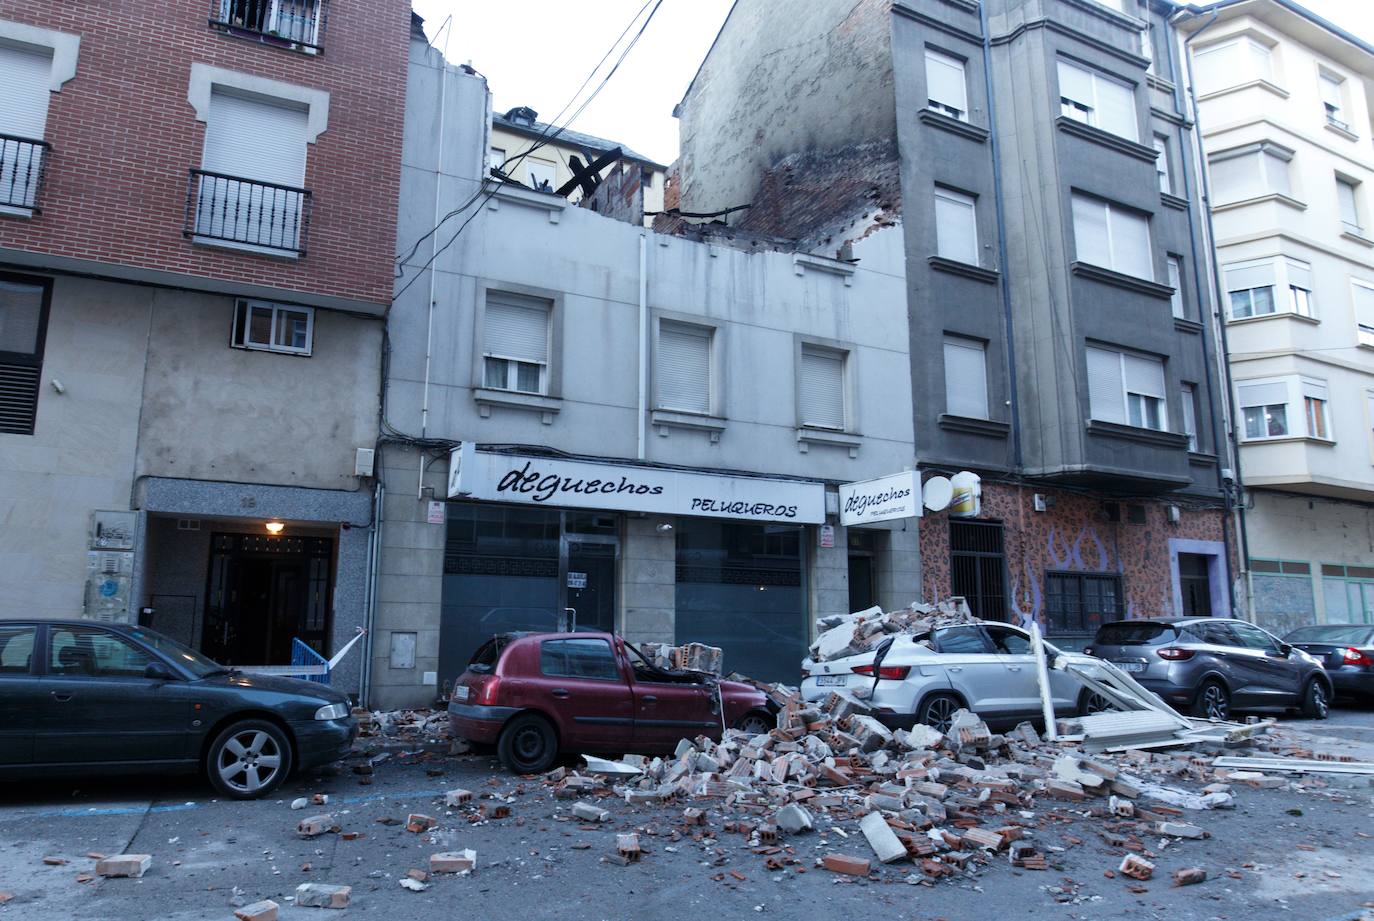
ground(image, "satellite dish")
xmin=922 ymin=476 xmax=953 ymax=512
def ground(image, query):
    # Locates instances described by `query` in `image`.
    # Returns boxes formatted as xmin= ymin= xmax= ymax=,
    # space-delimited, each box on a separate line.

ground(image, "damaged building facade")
xmin=675 ymin=0 xmax=1234 ymax=648
xmin=370 ymin=25 xmax=919 ymax=708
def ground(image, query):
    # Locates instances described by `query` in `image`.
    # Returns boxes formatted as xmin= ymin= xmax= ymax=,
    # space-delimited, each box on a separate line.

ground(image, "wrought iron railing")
xmin=185 ymin=169 xmax=312 ymax=256
xmin=209 ymin=0 xmax=327 ymax=52
xmin=0 ymin=134 xmax=51 ymax=213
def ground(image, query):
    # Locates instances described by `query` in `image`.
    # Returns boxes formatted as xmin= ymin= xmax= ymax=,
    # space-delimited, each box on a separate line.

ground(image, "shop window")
xmin=1044 ymin=571 xmax=1123 ymax=639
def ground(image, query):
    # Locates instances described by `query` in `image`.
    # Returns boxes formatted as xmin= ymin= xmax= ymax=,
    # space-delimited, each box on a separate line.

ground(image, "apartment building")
xmin=1178 ymin=0 xmax=1374 ymax=631
xmin=370 ymin=26 xmax=918 ymax=707
xmin=675 ymin=0 xmax=1234 ymax=647
xmin=0 ymin=1 xmax=411 ymax=691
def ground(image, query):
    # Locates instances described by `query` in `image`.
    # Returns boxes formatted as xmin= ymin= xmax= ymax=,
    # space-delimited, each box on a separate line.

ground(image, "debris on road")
xmin=96 ymin=854 xmax=152 ymax=879
xmin=234 ymin=899 xmax=280 ymax=921
xmin=1118 ymin=854 xmax=1154 ymax=881
xmin=429 ymin=850 xmax=476 ymax=874
xmin=293 ymin=883 xmax=350 ymax=909
xmin=296 ymin=815 xmax=335 ymax=838
xmin=1172 ymin=867 xmax=1207 ymax=887
xmin=406 ymin=813 xmax=437 ymax=833
xmin=639 ymin=642 xmax=725 ymax=675
xmin=809 ymin=598 xmax=975 ymax=663
xmin=822 ymin=854 xmax=871 ymax=876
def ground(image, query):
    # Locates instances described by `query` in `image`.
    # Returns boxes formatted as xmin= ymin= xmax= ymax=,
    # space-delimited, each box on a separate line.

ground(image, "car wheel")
xmin=1190 ymin=680 xmax=1230 ymax=721
xmin=497 ymin=713 xmax=558 ymax=774
xmin=734 ymin=711 xmax=773 ymax=736
xmin=1299 ymin=679 xmax=1329 ymax=720
xmin=1077 ymin=689 xmax=1113 ymax=716
xmin=206 ymin=720 xmax=293 ymax=800
xmin=916 ymin=693 xmax=962 ymax=733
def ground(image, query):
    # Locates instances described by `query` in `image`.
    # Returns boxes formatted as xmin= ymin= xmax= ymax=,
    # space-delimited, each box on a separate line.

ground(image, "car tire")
xmin=206 ymin=719 xmax=294 ymax=800
xmin=1299 ymin=679 xmax=1329 ymax=720
xmin=916 ymin=693 xmax=963 ymax=734
xmin=1077 ymin=689 xmax=1113 ymax=716
xmin=1190 ymin=680 xmax=1230 ymax=721
xmin=734 ymin=711 xmax=773 ymax=736
xmin=497 ymin=713 xmax=558 ymax=774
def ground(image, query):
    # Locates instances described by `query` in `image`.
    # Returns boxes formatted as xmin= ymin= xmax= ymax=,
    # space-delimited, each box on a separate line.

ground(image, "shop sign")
xmin=818 ymin=524 xmax=835 ymax=548
xmin=838 ymin=471 xmax=922 ymax=526
xmin=949 ymin=471 xmax=982 ymax=518
xmin=447 ymin=444 xmax=824 ymax=524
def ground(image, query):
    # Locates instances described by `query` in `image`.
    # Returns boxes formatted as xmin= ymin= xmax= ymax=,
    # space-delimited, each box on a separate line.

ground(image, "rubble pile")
xmin=356 ymin=708 xmax=451 ymax=742
xmin=639 ymin=641 xmax=725 ymax=675
xmin=809 ymin=597 xmax=977 ymax=662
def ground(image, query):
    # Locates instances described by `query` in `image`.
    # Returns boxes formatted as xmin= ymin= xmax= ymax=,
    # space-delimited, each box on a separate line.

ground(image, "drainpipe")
xmin=418 ymin=34 xmax=451 ymax=499
xmin=359 ymin=477 xmax=383 ymax=707
xmin=637 ymin=232 xmax=648 ymax=460
xmin=1173 ymin=7 xmax=1255 ymax=620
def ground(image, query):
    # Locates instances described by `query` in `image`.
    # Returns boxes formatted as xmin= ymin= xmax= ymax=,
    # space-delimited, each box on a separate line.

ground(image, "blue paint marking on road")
xmin=19 ymin=787 xmax=450 ymax=820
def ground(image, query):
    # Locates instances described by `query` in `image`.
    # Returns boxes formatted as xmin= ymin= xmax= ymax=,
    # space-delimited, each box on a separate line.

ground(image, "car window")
xmin=984 ymin=625 xmax=1031 ymax=655
xmin=1231 ymin=622 xmax=1281 ymax=653
xmin=49 ymin=627 xmax=153 ymax=678
xmin=934 ymin=626 xmax=992 ymax=654
xmin=0 ymin=626 xmax=36 ymax=675
xmin=1094 ymin=622 xmax=1177 ymax=645
xmin=1284 ymin=625 xmax=1374 ymax=645
xmin=540 ymin=638 xmax=621 ymax=681
xmin=1193 ymin=622 xmax=1243 ymax=647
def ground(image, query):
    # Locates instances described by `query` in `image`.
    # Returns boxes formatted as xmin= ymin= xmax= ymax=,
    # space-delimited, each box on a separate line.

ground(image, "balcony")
xmin=209 ymin=0 xmax=326 ymax=53
xmin=0 ymin=134 xmax=51 ymax=216
xmin=185 ymin=169 xmax=312 ymax=257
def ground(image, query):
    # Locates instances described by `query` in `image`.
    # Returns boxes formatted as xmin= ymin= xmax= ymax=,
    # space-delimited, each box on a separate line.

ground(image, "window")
xmin=1320 ymin=72 xmax=1348 ymax=131
xmin=483 ymin=291 xmax=550 ymax=394
xmin=231 ymin=299 xmax=313 ymax=355
xmin=0 ymin=274 xmax=51 ymax=436
xmin=0 ymin=625 xmax=35 ymax=675
xmin=1181 ymin=382 xmax=1198 ymax=451
xmin=1045 ymin=572 xmax=1123 ymax=638
xmin=798 ymin=344 xmax=846 ymax=430
xmin=950 ymin=521 xmax=1006 ymax=622
xmin=934 ymin=187 xmax=978 ymax=264
xmin=985 ymin=624 xmax=1030 ymax=655
xmin=539 ymin=638 xmax=621 ymax=681
xmin=193 ymin=88 xmax=311 ymax=254
xmin=1057 ymin=59 xmax=1137 ymax=140
xmin=1208 ymin=143 xmax=1292 ymax=203
xmin=1223 ymin=258 xmax=1320 ymax=320
xmin=1071 ymin=193 xmax=1152 ymax=278
xmin=1086 ymin=345 xmax=1167 ymax=430
xmin=943 ymin=337 xmax=989 ymax=419
xmin=656 ymin=320 xmax=712 ymax=414
xmin=1303 ymin=378 xmax=1330 ymax=439
xmin=933 ymin=625 xmax=992 ymax=654
xmin=488 ymin=147 xmax=506 ymax=172
xmin=1168 ymin=256 xmax=1185 ymax=319
xmin=0 ymin=42 xmax=54 ymax=212
xmin=1354 ymin=280 xmax=1374 ymax=347
xmin=1286 ymin=258 xmax=1314 ymax=317
xmin=1338 ymin=177 xmax=1362 ymax=236
xmin=1153 ymin=134 xmax=1172 ymax=194
xmin=524 ymin=158 xmax=556 ymax=191
xmin=1193 ymin=36 xmax=1273 ymax=92
xmin=215 ymin=0 xmax=325 ymax=48
xmin=48 ymin=627 xmax=153 ymax=679
xmin=1231 ymin=621 xmax=1283 ymax=653
xmin=925 ymin=48 xmax=968 ymax=121
xmin=1238 ymin=379 xmax=1289 ymax=439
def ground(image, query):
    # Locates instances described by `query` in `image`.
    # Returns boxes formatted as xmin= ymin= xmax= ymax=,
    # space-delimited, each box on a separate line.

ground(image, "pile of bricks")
xmin=809 ymin=597 xmax=977 ymax=663
xmin=638 ymin=642 xmax=725 ymax=676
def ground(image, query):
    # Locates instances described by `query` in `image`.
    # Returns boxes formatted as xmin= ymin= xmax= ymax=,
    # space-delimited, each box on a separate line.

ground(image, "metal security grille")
xmin=0 ymin=362 xmax=40 ymax=435
xmin=1045 ymin=571 xmax=1123 ymax=637
xmin=950 ymin=520 xmax=1007 ymax=621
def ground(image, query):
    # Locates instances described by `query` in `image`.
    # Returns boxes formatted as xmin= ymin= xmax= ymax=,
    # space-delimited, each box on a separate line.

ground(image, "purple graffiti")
xmin=1008 ymin=558 xmax=1042 ymax=629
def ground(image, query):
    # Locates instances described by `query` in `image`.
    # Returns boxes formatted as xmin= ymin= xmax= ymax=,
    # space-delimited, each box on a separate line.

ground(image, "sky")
xmin=410 ymin=0 xmax=1373 ymax=169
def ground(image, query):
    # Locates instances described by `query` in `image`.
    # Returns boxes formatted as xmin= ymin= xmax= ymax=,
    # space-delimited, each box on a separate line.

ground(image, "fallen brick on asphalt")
xmin=296 ymin=815 xmax=334 ymax=838
xmin=430 ymin=850 xmax=477 ymax=873
xmin=406 ymin=813 xmax=437 ymax=833
xmin=294 ymin=883 xmax=351 ymax=909
xmin=1172 ymin=867 xmax=1207 ymax=887
xmin=233 ymin=899 xmax=279 ymax=921
xmin=96 ymin=854 xmax=151 ymax=879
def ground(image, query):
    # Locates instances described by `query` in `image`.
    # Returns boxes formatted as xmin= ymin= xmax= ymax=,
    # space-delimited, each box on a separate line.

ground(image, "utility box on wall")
xmin=85 ymin=511 xmax=138 ymax=622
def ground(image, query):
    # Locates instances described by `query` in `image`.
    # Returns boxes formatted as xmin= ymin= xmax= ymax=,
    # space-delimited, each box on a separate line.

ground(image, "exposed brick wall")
xmin=0 ymin=0 xmax=408 ymax=307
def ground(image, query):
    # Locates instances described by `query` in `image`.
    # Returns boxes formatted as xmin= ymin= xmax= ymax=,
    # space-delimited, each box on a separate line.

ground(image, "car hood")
xmin=719 ymin=678 xmax=767 ymax=700
xmin=195 ymin=671 xmax=349 ymax=704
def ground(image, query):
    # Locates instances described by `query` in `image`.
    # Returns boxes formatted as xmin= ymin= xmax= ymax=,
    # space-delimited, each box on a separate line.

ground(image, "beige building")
xmin=1179 ymin=1 xmax=1374 ymax=630
xmin=489 ymin=105 xmax=668 ymax=217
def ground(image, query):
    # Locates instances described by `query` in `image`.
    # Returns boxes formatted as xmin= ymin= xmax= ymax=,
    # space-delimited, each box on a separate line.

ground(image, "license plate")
xmin=1114 ymin=661 xmax=1145 ymax=673
xmin=816 ymin=675 xmax=847 ymax=686
xmin=452 ymin=685 xmax=470 ymax=701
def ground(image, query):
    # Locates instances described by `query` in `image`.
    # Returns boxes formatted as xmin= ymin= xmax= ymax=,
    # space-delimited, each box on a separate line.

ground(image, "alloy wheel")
xmin=1200 ymin=684 xmax=1229 ymax=721
xmin=923 ymin=696 xmax=958 ymax=733
xmin=1312 ymin=683 xmax=1328 ymax=718
xmin=1084 ymin=692 xmax=1112 ymax=715
xmin=217 ymin=729 xmax=284 ymax=795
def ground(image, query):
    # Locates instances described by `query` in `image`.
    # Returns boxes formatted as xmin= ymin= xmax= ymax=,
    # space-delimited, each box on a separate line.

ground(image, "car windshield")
xmin=1284 ymin=625 xmax=1374 ymax=645
xmin=125 ymin=626 xmax=223 ymax=678
xmin=1093 ymin=622 xmax=1177 ymax=646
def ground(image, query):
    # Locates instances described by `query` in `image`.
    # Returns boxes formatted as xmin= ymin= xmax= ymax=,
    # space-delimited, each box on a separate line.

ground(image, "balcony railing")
xmin=0 ymin=134 xmax=51 ymax=214
xmin=185 ymin=169 xmax=312 ymax=256
xmin=209 ymin=0 xmax=326 ymax=52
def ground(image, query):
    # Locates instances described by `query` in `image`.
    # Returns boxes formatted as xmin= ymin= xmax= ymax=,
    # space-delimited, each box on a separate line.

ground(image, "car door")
xmin=983 ymin=624 xmax=1077 ymax=715
xmin=932 ymin=625 xmax=1020 ymax=716
xmin=0 ymin=624 xmax=42 ymax=766
xmin=33 ymin=625 xmax=197 ymax=766
xmin=1230 ymin=621 xmax=1303 ymax=706
xmin=533 ymin=637 xmax=635 ymax=749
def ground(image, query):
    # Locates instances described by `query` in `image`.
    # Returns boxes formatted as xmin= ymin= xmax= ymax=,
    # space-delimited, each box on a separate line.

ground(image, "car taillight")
xmin=851 ymin=664 xmax=911 ymax=680
xmin=1157 ymin=647 xmax=1195 ymax=661
xmin=1342 ymin=647 xmax=1374 ymax=666
xmin=475 ymin=676 xmax=502 ymax=705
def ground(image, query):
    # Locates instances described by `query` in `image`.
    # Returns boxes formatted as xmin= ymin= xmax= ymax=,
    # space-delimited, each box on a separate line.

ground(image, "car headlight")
xmin=314 ymin=702 xmax=349 ymax=721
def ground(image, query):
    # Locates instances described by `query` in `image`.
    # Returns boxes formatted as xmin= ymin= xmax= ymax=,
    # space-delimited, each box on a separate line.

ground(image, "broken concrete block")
xmin=398 ymin=877 xmax=429 ymax=892
xmin=859 ymin=812 xmax=907 ymax=863
xmin=961 ymin=827 xmax=1005 ymax=851
xmin=311 ymin=794 xmax=329 ymax=805
xmin=682 ymin=806 xmax=705 ymax=826
xmin=1118 ymin=854 xmax=1155 ymax=881
xmin=1157 ymin=822 xmax=1204 ymax=839
xmin=1109 ymin=795 xmax=1134 ymax=817
xmin=1172 ymin=867 xmax=1207 ymax=887
xmin=290 ymin=798 xmax=309 ymax=810
xmin=773 ymin=803 xmax=813 ymax=834
xmin=571 ymin=801 xmax=610 ymax=823
xmin=95 ymin=854 xmax=151 ymax=879
xmin=296 ymin=814 xmax=334 ymax=838
xmin=430 ymin=850 xmax=477 ymax=874
xmin=616 ymin=833 xmax=641 ymax=862
xmin=897 ymin=723 xmax=945 ymax=750
xmin=234 ymin=900 xmax=280 ymax=921
xmin=406 ymin=813 xmax=437 ymax=833
xmin=444 ymin=789 xmax=474 ymax=807
xmin=821 ymin=854 xmax=872 ymax=876
xmin=294 ymin=883 xmax=351 ymax=909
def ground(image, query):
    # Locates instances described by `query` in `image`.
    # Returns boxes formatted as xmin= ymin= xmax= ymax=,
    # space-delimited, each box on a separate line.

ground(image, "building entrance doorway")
xmin=203 ymin=533 xmax=334 ymax=665
xmin=1179 ymin=553 xmax=1213 ymax=616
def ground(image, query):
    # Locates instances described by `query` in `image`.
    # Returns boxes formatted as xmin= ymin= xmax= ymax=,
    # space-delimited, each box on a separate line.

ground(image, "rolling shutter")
xmin=925 ymin=50 xmax=967 ymax=114
xmin=484 ymin=293 xmax=549 ymax=364
xmin=799 ymin=346 xmax=845 ymax=430
xmin=1238 ymin=380 xmax=1287 ymax=408
xmin=1057 ymin=60 xmax=1093 ymax=107
xmin=1224 ymin=260 xmax=1274 ymax=293
xmin=1071 ymin=194 xmax=1110 ymax=268
xmin=1285 ymin=259 xmax=1313 ymax=291
xmin=657 ymin=321 xmax=711 ymax=414
xmin=935 ymin=190 xmax=977 ymax=264
xmin=202 ymin=89 xmax=309 ymax=188
xmin=1109 ymin=206 xmax=1152 ymax=278
xmin=0 ymin=44 xmax=52 ymax=140
xmin=1094 ymin=74 xmax=1137 ymax=140
xmin=943 ymin=339 xmax=988 ymax=419
xmin=1123 ymin=353 xmax=1164 ymax=398
xmin=1086 ymin=347 xmax=1125 ymax=423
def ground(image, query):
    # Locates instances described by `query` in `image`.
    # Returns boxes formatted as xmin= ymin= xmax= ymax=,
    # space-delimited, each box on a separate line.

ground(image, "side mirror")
xmin=1279 ymin=643 xmax=1293 ymax=656
xmin=144 ymin=661 xmax=177 ymax=682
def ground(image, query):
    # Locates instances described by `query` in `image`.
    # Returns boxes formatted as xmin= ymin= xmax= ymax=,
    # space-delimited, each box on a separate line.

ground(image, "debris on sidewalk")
xmin=234 ymin=899 xmax=280 ymax=921
xmin=809 ymin=598 xmax=976 ymax=663
xmin=294 ymin=883 xmax=350 ymax=909
xmin=1118 ymin=854 xmax=1155 ymax=881
xmin=296 ymin=815 xmax=335 ymax=838
xmin=95 ymin=854 xmax=152 ymax=879
xmin=430 ymin=850 xmax=476 ymax=874
xmin=1172 ymin=867 xmax=1207 ymax=887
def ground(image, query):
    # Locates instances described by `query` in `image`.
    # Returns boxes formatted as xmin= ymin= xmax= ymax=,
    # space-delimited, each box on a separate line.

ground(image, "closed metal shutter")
xmin=799 ymin=346 xmax=844 ymax=430
xmin=1086 ymin=346 xmax=1125 ymax=424
xmin=202 ymin=89 xmax=308 ymax=187
xmin=484 ymin=293 xmax=549 ymax=364
xmin=943 ymin=338 xmax=988 ymax=419
xmin=657 ymin=321 xmax=711 ymax=413
xmin=0 ymin=44 xmax=52 ymax=211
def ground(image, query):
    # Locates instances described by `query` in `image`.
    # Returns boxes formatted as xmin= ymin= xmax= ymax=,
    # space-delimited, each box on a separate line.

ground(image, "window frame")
xmin=933 ymin=186 xmax=979 ymax=265
xmin=1180 ymin=382 xmax=1198 ymax=451
xmin=1071 ymin=193 xmax=1153 ymax=279
xmin=1235 ymin=375 xmax=1335 ymax=442
xmin=1153 ymin=134 xmax=1173 ymax=195
xmin=0 ymin=271 xmax=53 ymax=437
xmin=1086 ymin=345 xmax=1168 ymax=431
xmin=1057 ymin=58 xmax=1138 ymax=141
xmin=654 ymin=317 xmax=716 ymax=416
xmin=942 ymin=335 xmax=990 ymax=420
xmin=1208 ymin=142 xmax=1293 ymax=204
xmin=1044 ymin=570 xmax=1124 ymax=639
xmin=796 ymin=341 xmax=850 ymax=432
xmin=478 ymin=287 xmax=556 ymax=398
xmin=230 ymin=298 xmax=314 ymax=356
xmin=1353 ymin=279 xmax=1374 ymax=348
xmin=1167 ymin=255 xmax=1185 ymax=319
xmin=1192 ymin=35 xmax=1275 ymax=93
xmin=1302 ymin=378 xmax=1331 ymax=440
xmin=1337 ymin=175 xmax=1362 ymax=236
xmin=1319 ymin=69 xmax=1348 ymax=131
xmin=924 ymin=47 xmax=969 ymax=122
xmin=1223 ymin=257 xmax=1316 ymax=321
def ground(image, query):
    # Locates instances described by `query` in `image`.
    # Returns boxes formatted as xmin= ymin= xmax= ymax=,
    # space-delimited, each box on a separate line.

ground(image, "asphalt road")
xmin=0 ymin=707 xmax=1371 ymax=921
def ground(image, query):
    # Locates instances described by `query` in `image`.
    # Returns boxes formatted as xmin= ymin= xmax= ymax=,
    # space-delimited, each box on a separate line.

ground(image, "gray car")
xmin=1085 ymin=617 xmax=1331 ymax=721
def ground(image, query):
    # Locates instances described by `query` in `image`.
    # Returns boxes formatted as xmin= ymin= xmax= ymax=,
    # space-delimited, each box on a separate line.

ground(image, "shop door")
xmin=1179 ymin=553 xmax=1213 ymax=616
xmin=564 ymin=539 xmax=617 ymax=633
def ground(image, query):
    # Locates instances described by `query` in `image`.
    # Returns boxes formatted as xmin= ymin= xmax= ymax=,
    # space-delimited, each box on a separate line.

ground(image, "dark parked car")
xmin=0 ymin=620 xmax=357 ymax=799
xmin=1085 ymin=617 xmax=1332 ymax=721
xmin=1283 ymin=624 xmax=1374 ymax=701
xmin=448 ymin=632 xmax=773 ymax=774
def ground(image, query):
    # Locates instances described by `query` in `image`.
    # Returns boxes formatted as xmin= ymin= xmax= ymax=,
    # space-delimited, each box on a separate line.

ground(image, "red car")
xmin=448 ymin=632 xmax=774 ymax=773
